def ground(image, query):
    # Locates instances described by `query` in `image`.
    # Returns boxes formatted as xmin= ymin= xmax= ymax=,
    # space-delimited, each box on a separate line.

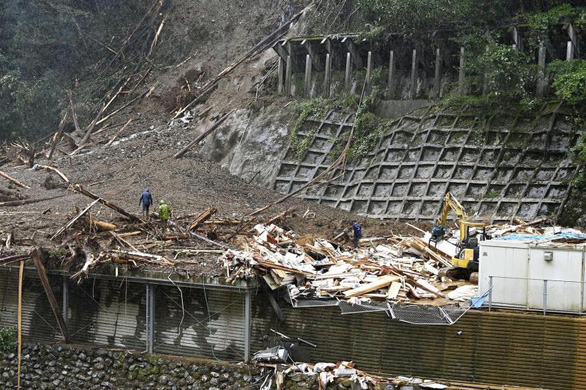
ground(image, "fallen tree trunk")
xmin=105 ymin=118 xmax=133 ymax=147
xmin=0 ymin=254 xmax=30 ymax=265
xmin=0 ymin=171 xmax=30 ymax=189
xmin=33 ymin=164 xmax=70 ymax=183
xmin=174 ymin=110 xmax=234 ymax=158
xmin=0 ymin=195 xmax=65 ymax=207
xmin=48 ymin=112 xmax=68 ymax=162
xmin=91 ymin=219 xmax=117 ymax=231
xmin=70 ymin=184 xmax=143 ymax=223
xmin=32 ymin=249 xmax=71 ymax=343
xmin=51 ymin=199 xmax=100 ymax=240
xmin=173 ymin=6 xmax=308 ymax=119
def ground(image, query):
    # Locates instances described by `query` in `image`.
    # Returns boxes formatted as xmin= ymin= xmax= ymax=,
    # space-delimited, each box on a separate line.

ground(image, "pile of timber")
xmin=221 ymin=224 xmax=458 ymax=305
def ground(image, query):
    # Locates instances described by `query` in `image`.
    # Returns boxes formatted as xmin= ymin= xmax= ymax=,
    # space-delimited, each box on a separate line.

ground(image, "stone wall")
xmin=0 ymin=344 xmax=404 ymax=390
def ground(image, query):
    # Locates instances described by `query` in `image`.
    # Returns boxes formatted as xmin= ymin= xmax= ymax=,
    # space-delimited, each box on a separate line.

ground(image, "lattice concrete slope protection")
xmin=273 ymin=105 xmax=583 ymax=222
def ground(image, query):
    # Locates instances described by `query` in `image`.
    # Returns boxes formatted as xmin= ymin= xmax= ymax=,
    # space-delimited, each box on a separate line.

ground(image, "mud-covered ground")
xmin=0 ymin=116 xmax=429 ymax=280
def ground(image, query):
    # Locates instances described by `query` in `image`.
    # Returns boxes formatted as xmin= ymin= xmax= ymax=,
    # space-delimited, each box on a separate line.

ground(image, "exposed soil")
xmin=0 ymin=0 xmax=430 ymax=278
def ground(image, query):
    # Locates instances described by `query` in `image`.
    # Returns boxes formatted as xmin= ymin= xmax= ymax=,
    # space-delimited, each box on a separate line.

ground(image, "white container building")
xmin=479 ymin=238 xmax=586 ymax=313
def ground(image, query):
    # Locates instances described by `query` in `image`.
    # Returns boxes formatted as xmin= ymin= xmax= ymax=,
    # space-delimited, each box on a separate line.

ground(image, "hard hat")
xmin=160 ymin=200 xmax=165 ymax=204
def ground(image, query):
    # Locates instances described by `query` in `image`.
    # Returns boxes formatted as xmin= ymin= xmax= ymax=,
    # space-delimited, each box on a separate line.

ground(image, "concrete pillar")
xmin=512 ymin=27 xmax=522 ymax=51
xmin=410 ymin=48 xmax=417 ymax=99
xmin=285 ymin=55 xmax=292 ymax=95
xmin=345 ymin=52 xmax=352 ymax=93
xmin=145 ymin=284 xmax=155 ymax=354
xmin=365 ymin=51 xmax=372 ymax=92
xmin=387 ymin=50 xmax=395 ymax=99
xmin=537 ymin=41 xmax=547 ymax=97
xmin=568 ymin=23 xmax=578 ymax=58
xmin=566 ymin=40 xmax=574 ymax=60
xmin=277 ymin=57 xmax=284 ymax=94
xmin=62 ymin=276 xmax=69 ymax=325
xmin=323 ymin=53 xmax=331 ymax=98
xmin=458 ymin=46 xmax=466 ymax=95
xmin=244 ymin=290 xmax=251 ymax=362
xmin=434 ymin=48 xmax=441 ymax=99
xmin=304 ymin=54 xmax=312 ymax=98
xmin=482 ymin=46 xmax=490 ymax=96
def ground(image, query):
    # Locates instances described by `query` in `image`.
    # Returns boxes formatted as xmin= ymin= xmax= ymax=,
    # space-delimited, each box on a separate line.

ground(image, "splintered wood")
xmin=221 ymin=223 xmax=466 ymax=305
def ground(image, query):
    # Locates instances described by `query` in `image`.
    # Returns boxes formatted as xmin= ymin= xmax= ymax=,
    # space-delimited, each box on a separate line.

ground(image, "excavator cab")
xmin=453 ymin=221 xmax=487 ymax=271
xmin=432 ymin=192 xmax=488 ymax=279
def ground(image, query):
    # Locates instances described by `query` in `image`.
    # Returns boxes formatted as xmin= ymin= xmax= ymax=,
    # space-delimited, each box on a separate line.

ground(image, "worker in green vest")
xmin=158 ymin=200 xmax=171 ymax=227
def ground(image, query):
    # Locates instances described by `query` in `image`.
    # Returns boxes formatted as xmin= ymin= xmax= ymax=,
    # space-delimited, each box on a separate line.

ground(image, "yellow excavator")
xmin=430 ymin=192 xmax=487 ymax=275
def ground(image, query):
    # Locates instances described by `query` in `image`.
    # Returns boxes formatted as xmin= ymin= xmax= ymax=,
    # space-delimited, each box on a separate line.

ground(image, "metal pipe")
xmin=62 ymin=276 xmax=69 ymax=325
xmin=146 ymin=284 xmax=155 ymax=354
xmin=543 ymin=279 xmax=547 ymax=316
xmin=244 ymin=290 xmax=251 ymax=362
xmin=489 ymin=276 xmax=493 ymax=312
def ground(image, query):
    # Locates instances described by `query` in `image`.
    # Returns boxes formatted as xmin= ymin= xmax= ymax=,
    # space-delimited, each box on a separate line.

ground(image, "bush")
xmin=548 ymin=60 xmax=586 ymax=105
xmin=0 ymin=326 xmax=15 ymax=352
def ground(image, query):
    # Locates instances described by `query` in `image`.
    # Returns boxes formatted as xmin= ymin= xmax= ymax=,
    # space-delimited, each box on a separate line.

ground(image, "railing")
xmin=485 ymin=275 xmax=586 ymax=315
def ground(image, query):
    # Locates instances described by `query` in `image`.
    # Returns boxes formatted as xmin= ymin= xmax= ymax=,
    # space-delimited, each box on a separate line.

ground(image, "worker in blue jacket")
xmin=139 ymin=188 xmax=153 ymax=219
xmin=352 ymin=220 xmax=362 ymax=249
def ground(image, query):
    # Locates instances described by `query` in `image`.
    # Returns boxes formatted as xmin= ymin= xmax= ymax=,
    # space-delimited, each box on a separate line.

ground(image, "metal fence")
xmin=485 ymin=275 xmax=586 ymax=315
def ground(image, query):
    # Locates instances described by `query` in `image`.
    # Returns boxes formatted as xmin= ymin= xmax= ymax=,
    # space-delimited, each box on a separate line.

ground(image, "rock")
xmin=158 ymin=375 xmax=170 ymax=385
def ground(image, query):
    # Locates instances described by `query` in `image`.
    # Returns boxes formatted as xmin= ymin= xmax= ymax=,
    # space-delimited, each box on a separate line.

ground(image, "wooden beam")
xmin=344 ymin=275 xmax=401 ymax=298
xmin=188 ymin=208 xmax=217 ymax=231
xmin=32 ymin=249 xmax=71 ymax=343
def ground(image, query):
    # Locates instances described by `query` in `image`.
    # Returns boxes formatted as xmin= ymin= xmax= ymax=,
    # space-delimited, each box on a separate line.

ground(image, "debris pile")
xmin=255 ymin=360 xmax=447 ymax=390
xmin=222 ymin=223 xmax=471 ymax=306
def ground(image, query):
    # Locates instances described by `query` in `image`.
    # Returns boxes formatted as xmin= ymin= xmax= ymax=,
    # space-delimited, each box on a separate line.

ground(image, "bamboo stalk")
xmin=17 ymin=260 xmax=24 ymax=389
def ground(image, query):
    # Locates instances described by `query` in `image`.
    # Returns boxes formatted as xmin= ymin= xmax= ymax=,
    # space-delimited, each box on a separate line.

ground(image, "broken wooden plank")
xmin=188 ymin=208 xmax=217 ymax=231
xmin=51 ymin=199 xmax=100 ymax=240
xmin=174 ymin=110 xmax=234 ymax=158
xmin=0 ymin=171 xmax=30 ymax=189
xmin=343 ymin=275 xmax=401 ymax=298
xmin=387 ymin=281 xmax=402 ymax=299
xmin=70 ymin=184 xmax=143 ymax=223
xmin=32 ymin=249 xmax=71 ymax=343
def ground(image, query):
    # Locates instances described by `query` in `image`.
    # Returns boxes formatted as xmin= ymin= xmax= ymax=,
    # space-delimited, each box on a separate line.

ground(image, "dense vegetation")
xmin=1 ymin=0 xmax=585 ymax=144
xmin=0 ymin=0 xmax=153 ymax=141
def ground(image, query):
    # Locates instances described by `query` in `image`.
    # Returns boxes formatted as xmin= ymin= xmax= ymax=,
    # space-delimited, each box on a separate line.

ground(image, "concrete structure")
xmin=273 ymin=105 xmax=582 ymax=223
xmin=273 ymin=24 xmax=582 ymax=100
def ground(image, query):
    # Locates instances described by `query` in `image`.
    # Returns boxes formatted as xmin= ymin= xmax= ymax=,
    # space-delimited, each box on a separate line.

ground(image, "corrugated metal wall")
xmin=250 ymin=297 xmax=586 ymax=389
xmin=153 ymin=285 xmax=246 ymax=361
xmin=0 ymin=269 xmax=62 ymax=343
xmin=3 ymin=267 xmax=586 ymax=389
xmin=68 ymin=279 xmax=146 ymax=350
